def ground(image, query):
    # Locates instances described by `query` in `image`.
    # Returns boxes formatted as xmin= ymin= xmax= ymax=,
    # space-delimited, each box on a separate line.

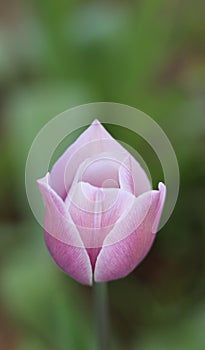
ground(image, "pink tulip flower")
xmin=37 ymin=120 xmax=166 ymax=285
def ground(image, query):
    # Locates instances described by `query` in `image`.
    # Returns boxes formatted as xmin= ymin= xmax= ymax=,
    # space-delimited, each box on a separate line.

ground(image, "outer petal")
xmin=49 ymin=119 xmax=151 ymax=199
xmin=37 ymin=174 xmax=92 ymax=285
xmin=44 ymin=233 xmax=92 ymax=286
xmin=94 ymin=183 xmax=166 ymax=283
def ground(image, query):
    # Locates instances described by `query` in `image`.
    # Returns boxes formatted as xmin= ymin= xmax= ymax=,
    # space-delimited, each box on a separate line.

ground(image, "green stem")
xmin=93 ymin=282 xmax=109 ymax=350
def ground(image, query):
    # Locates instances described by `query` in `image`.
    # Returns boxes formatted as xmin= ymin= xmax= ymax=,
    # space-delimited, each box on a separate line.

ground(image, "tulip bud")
xmin=37 ymin=120 xmax=166 ymax=285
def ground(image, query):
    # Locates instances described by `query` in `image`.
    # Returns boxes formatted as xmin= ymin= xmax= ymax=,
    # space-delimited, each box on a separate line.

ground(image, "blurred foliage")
xmin=0 ymin=0 xmax=205 ymax=349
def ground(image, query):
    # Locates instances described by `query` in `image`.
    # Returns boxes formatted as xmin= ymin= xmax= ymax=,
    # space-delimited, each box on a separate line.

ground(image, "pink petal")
xmin=119 ymin=155 xmax=151 ymax=196
xmin=65 ymin=181 xmax=136 ymax=269
xmin=71 ymin=151 xmax=151 ymax=196
xmin=44 ymin=232 xmax=93 ymax=286
xmin=49 ymin=119 xmax=151 ymax=199
xmin=119 ymin=156 xmax=135 ymax=193
xmin=70 ymin=152 xmax=129 ymax=189
xmin=94 ymin=183 xmax=166 ymax=283
xmin=81 ymin=158 xmax=120 ymax=188
xmin=50 ymin=120 xmax=115 ymax=199
xmin=37 ymin=174 xmax=92 ymax=285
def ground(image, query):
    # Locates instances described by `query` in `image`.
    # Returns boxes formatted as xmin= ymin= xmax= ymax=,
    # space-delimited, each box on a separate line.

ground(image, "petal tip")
xmin=152 ymin=182 xmax=166 ymax=234
xmin=158 ymin=181 xmax=166 ymax=192
xmin=90 ymin=119 xmax=107 ymax=133
xmin=37 ymin=173 xmax=50 ymax=186
xmin=158 ymin=181 xmax=167 ymax=205
xmin=91 ymin=118 xmax=102 ymax=125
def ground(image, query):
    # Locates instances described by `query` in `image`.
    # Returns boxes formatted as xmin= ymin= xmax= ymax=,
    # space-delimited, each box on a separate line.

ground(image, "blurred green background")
xmin=0 ymin=0 xmax=205 ymax=349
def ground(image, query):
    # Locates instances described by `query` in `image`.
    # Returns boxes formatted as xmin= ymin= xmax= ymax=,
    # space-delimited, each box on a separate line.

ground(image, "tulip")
xmin=37 ymin=120 xmax=166 ymax=285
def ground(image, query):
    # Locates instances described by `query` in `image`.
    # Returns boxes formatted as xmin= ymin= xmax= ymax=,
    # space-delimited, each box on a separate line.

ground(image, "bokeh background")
xmin=0 ymin=0 xmax=205 ymax=349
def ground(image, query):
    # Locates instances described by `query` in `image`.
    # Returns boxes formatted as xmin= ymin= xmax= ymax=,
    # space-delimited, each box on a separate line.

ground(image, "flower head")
xmin=37 ymin=120 xmax=166 ymax=285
